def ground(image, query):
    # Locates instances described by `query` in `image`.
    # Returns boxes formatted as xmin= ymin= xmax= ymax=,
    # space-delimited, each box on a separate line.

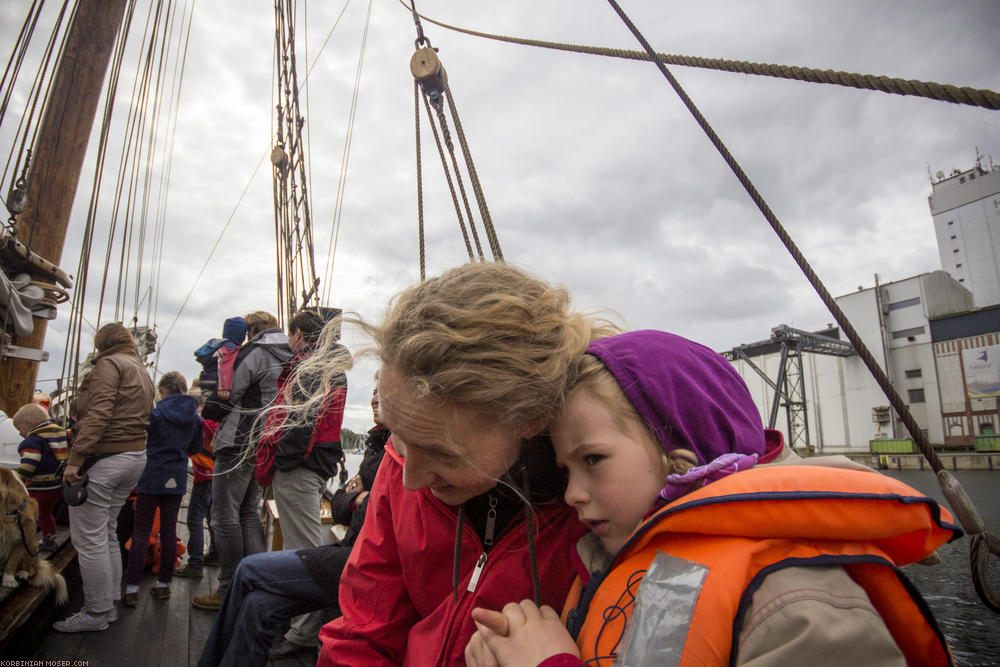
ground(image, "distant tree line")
xmin=341 ymin=428 xmax=365 ymax=452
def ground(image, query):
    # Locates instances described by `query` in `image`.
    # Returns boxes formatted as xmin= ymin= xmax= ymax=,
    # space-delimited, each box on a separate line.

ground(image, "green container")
xmin=974 ymin=436 xmax=1000 ymax=452
xmin=869 ymin=439 xmax=917 ymax=454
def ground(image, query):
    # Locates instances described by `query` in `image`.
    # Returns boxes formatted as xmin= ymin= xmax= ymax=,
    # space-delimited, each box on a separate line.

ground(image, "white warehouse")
xmin=727 ymin=271 xmax=978 ymax=453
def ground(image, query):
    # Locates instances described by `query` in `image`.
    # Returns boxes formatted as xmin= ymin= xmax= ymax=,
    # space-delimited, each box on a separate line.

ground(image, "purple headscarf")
xmin=586 ymin=330 xmax=766 ymax=502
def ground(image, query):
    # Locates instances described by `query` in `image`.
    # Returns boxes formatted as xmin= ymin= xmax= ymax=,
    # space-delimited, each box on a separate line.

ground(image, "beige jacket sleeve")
xmin=736 ymin=565 xmax=906 ymax=667
xmin=70 ymin=358 xmax=121 ymax=464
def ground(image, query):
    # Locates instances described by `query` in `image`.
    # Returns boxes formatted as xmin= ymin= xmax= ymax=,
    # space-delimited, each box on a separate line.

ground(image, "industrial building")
xmin=728 ymin=153 xmax=1000 ymax=453
xmin=728 ymin=271 xmax=977 ymax=452
xmin=929 ymin=152 xmax=1000 ymax=306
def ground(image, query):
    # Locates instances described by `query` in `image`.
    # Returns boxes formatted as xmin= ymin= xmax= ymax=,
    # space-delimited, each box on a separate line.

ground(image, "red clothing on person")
xmin=191 ymin=419 xmax=217 ymax=483
xmin=216 ymin=346 xmax=239 ymax=394
xmin=318 ymin=442 xmax=587 ymax=666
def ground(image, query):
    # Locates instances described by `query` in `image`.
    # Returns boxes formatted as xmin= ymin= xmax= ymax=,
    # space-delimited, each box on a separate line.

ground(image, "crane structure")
xmin=725 ymin=324 xmax=855 ymax=452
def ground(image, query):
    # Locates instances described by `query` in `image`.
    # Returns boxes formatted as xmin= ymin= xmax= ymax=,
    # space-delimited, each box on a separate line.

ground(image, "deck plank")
xmin=187 ymin=574 xmax=218 ymax=666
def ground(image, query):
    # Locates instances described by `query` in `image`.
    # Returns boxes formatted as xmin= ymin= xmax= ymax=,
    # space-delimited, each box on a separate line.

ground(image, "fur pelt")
xmin=0 ymin=468 xmax=68 ymax=605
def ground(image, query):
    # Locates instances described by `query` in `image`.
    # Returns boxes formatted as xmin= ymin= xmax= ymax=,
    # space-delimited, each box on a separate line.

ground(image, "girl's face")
xmin=551 ymin=388 xmax=668 ymax=555
xmin=378 ymin=366 xmax=523 ymax=506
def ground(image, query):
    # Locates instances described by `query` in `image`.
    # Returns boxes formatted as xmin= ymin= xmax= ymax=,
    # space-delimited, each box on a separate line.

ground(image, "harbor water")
xmin=886 ymin=470 xmax=1000 ymax=665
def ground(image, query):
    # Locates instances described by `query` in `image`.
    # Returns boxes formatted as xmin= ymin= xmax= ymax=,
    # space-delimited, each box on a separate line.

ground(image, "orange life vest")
xmin=563 ymin=465 xmax=958 ymax=666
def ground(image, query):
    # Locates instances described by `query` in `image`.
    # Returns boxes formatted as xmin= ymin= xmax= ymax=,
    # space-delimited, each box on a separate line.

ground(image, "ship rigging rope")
xmin=399 ymin=0 xmax=1000 ymax=112
xmin=101 ymin=0 xmax=171 ymax=329
xmin=161 ymin=3 xmax=351 ymax=350
xmin=606 ymin=0 xmax=1000 ymax=614
xmin=1 ymin=0 xmax=72 ymax=228
xmin=151 ymin=0 xmax=196 ymax=339
xmin=62 ymin=0 xmax=138 ymax=394
xmin=421 ymin=86 xmax=479 ymax=261
xmin=322 ymin=0 xmax=374 ymax=306
xmin=0 ymin=0 xmax=43 ymax=129
xmin=60 ymin=0 xmax=194 ymax=385
xmin=410 ymin=1 xmax=503 ymax=269
xmin=414 ymin=82 xmax=425 ymax=280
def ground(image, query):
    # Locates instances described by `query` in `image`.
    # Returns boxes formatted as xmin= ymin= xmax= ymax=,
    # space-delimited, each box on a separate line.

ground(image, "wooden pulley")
xmin=410 ymin=46 xmax=446 ymax=97
xmin=271 ymin=146 xmax=289 ymax=170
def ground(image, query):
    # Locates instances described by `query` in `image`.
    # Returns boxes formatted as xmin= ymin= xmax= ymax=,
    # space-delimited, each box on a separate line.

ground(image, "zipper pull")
xmin=467 ymin=552 xmax=488 ymax=592
xmin=484 ymin=494 xmax=498 ymax=547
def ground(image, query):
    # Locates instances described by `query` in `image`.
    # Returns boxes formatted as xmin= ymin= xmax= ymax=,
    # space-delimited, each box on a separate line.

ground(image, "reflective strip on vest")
xmin=617 ymin=551 xmax=708 ymax=667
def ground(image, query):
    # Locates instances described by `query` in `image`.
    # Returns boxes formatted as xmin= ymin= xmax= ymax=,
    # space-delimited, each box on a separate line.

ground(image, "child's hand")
xmin=465 ymin=601 xmax=580 ymax=667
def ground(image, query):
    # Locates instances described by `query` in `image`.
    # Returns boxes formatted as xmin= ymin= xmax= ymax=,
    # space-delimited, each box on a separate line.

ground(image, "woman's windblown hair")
xmin=255 ymin=312 xmax=352 ymax=447
xmin=370 ymin=262 xmax=618 ymax=433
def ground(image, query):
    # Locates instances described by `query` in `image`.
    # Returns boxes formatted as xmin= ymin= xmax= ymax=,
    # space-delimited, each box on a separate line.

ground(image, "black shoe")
xmin=173 ymin=564 xmax=204 ymax=578
xmin=268 ymin=638 xmax=318 ymax=660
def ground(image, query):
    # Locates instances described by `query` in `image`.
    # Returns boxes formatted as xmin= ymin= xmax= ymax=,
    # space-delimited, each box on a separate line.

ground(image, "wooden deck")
xmin=0 ymin=512 xmax=322 ymax=665
xmin=30 ymin=563 xmax=319 ymax=666
xmin=1 ymin=460 xmax=364 ymax=664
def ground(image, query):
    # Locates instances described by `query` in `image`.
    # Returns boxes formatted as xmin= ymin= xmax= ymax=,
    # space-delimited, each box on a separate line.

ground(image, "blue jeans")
xmin=187 ymin=480 xmax=212 ymax=567
xmin=196 ymin=550 xmax=338 ymax=667
xmin=210 ymin=448 xmax=265 ymax=595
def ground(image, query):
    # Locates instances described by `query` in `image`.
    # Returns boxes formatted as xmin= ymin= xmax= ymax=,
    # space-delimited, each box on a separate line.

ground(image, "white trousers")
xmin=68 ymin=450 xmax=146 ymax=614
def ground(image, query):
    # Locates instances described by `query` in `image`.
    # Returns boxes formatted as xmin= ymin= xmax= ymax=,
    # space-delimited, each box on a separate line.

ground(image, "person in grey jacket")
xmin=193 ymin=311 xmax=291 ymax=611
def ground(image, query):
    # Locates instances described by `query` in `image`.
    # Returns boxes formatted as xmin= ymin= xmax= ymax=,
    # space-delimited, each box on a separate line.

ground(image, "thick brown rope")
xmin=442 ymin=80 xmax=501 ymax=261
xmin=428 ymin=92 xmax=485 ymax=260
xmin=401 ymin=1 xmax=1000 ymax=112
xmin=414 ymin=81 xmax=426 ymax=280
xmin=421 ymin=90 xmax=478 ymax=260
xmin=607 ymin=0 xmax=1000 ymax=614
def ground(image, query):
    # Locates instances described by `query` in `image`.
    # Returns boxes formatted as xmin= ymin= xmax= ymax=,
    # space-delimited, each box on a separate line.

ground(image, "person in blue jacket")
xmin=123 ymin=371 xmax=204 ymax=606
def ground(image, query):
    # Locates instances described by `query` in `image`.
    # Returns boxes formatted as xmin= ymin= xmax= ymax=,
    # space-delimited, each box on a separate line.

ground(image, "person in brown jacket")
xmin=53 ymin=322 xmax=156 ymax=633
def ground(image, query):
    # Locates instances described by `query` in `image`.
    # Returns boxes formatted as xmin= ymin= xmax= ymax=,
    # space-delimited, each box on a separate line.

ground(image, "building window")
xmin=960 ymin=278 xmax=966 ymax=283
xmin=950 ymin=235 xmax=957 ymax=239
xmin=905 ymin=369 xmax=922 ymax=379
xmin=887 ymin=297 xmax=921 ymax=311
xmin=954 ymin=248 xmax=960 ymax=253
xmin=960 ymin=177 xmax=966 ymax=184
xmin=957 ymin=263 xmax=963 ymax=268
xmin=892 ymin=326 xmax=926 ymax=340
xmin=908 ymin=388 xmax=925 ymax=403
xmin=948 ymin=220 xmax=954 ymax=225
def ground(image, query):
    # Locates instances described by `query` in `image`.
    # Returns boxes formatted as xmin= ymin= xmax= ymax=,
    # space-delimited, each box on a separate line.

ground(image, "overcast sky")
xmin=2 ymin=1 xmax=998 ymax=432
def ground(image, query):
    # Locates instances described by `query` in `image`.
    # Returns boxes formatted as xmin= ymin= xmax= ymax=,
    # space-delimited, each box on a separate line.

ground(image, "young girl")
xmin=467 ymin=329 xmax=958 ymax=666
xmin=123 ymin=371 xmax=204 ymax=605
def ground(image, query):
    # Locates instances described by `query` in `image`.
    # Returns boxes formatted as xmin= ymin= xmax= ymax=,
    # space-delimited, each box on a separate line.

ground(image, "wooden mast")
xmin=0 ymin=0 xmax=129 ymax=416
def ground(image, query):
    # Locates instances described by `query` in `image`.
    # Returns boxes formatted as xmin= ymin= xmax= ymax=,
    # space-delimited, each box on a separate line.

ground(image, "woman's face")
xmin=378 ymin=366 xmax=522 ymax=506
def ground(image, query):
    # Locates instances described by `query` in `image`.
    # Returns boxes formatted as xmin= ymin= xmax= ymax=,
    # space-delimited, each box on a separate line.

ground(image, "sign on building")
xmin=962 ymin=344 xmax=1000 ymax=398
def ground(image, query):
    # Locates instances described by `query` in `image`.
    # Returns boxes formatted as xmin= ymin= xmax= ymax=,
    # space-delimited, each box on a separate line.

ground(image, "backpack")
xmin=196 ymin=339 xmax=239 ymax=422
xmin=194 ymin=338 xmax=227 ymax=391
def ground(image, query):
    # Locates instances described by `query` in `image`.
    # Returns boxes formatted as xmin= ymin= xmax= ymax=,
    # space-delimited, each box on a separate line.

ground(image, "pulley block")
xmin=411 ymin=46 xmax=446 ymax=100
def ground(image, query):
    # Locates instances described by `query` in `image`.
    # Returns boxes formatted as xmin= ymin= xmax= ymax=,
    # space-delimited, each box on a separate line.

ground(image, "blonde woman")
xmin=317 ymin=262 xmax=616 ymax=665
